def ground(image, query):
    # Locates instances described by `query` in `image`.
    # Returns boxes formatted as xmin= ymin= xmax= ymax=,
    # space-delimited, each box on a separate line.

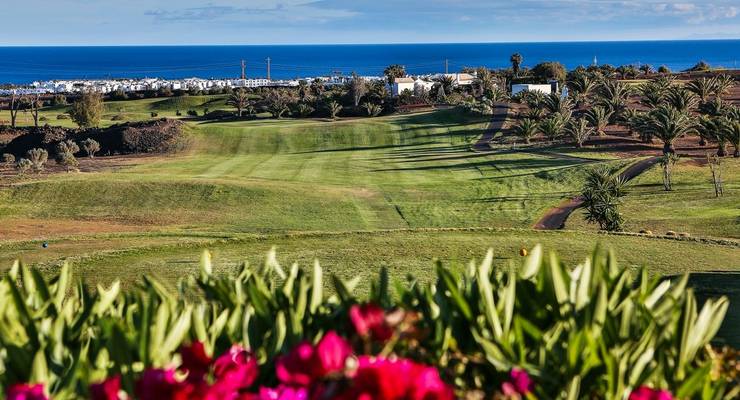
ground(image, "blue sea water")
xmin=0 ymin=40 xmax=738 ymax=84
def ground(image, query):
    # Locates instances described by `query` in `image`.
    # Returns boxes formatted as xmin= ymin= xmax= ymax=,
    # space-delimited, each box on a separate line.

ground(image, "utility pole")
xmin=266 ymin=57 xmax=271 ymax=81
xmin=241 ymin=60 xmax=246 ymax=80
xmin=444 ymin=59 xmax=449 ymax=74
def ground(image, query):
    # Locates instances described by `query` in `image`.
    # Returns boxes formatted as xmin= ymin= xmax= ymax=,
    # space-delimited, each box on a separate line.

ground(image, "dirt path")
xmin=533 ymin=156 xmax=660 ymax=230
xmin=472 ymin=103 xmax=509 ymax=152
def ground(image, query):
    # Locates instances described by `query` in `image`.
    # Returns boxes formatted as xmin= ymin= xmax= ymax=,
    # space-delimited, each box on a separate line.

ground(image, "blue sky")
xmin=2 ymin=0 xmax=739 ymax=45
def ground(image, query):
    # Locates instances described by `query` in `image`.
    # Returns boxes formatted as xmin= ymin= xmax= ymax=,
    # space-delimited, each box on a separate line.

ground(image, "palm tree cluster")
xmin=581 ymin=167 xmax=627 ymax=232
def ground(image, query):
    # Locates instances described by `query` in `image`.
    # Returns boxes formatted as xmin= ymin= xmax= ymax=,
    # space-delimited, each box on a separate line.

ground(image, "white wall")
xmin=511 ymin=84 xmax=552 ymax=96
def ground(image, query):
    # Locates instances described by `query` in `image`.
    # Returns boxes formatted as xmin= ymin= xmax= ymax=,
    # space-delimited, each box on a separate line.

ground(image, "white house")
xmin=392 ymin=77 xmax=415 ymax=96
xmin=511 ymin=84 xmax=553 ymax=96
xmin=414 ymin=78 xmax=435 ymax=95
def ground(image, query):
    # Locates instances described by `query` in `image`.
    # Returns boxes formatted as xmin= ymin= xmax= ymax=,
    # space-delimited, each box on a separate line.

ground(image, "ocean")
xmin=0 ymin=40 xmax=738 ymax=84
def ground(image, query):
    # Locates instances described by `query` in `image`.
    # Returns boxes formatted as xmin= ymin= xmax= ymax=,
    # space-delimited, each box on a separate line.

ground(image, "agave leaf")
xmin=310 ymin=260 xmax=323 ymax=314
xmin=161 ymin=306 xmax=193 ymax=358
xmin=477 ymin=249 xmax=503 ymax=338
xmin=200 ymin=250 xmax=213 ymax=280
xmin=520 ymin=245 xmax=542 ymax=279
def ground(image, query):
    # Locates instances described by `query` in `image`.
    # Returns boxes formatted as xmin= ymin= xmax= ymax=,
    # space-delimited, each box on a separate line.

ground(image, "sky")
xmin=2 ymin=0 xmax=739 ymax=45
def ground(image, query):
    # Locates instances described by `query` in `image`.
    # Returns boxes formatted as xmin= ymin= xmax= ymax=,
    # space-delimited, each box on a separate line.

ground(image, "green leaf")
xmin=520 ymin=244 xmax=542 ymax=279
xmin=310 ymin=260 xmax=323 ymax=314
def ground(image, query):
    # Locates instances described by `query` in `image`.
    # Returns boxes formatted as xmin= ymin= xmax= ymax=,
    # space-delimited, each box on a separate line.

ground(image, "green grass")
xmin=2 ymin=229 xmax=737 ymax=290
xmin=568 ymin=158 xmax=740 ymax=238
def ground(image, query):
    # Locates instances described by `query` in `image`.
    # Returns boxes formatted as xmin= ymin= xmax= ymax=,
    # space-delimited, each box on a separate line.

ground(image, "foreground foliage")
xmin=0 ymin=246 xmax=735 ymax=399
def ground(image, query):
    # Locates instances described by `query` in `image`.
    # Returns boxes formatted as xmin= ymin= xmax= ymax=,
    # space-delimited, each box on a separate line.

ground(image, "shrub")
xmin=56 ymin=114 xmax=70 ymax=120
xmin=14 ymin=158 xmax=32 ymax=174
xmin=150 ymin=112 xmax=159 ymax=118
xmin=2 ymin=153 xmax=15 ymax=165
xmin=50 ymin=94 xmax=68 ymax=106
xmin=119 ymin=119 xmax=187 ymax=153
xmin=187 ymin=110 xmax=199 ymax=117
xmin=69 ymin=90 xmax=104 ymax=128
xmin=55 ymin=140 xmax=80 ymax=171
xmin=26 ymin=148 xmax=48 ymax=172
xmin=0 ymin=247 xmax=732 ymax=399
xmin=110 ymin=114 xmax=127 ymax=121
xmin=82 ymin=138 xmax=101 ymax=158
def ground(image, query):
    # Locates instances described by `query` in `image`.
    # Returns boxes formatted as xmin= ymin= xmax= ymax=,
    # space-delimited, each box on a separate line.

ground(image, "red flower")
xmin=276 ymin=331 xmax=352 ymax=386
xmin=135 ymin=368 xmax=195 ymax=400
xmin=629 ymin=387 xmax=674 ymax=400
xmin=212 ymin=345 xmax=259 ymax=392
xmin=342 ymin=356 xmax=453 ymax=400
xmin=180 ymin=341 xmax=213 ymax=382
xmin=349 ymin=303 xmax=393 ymax=342
xmin=90 ymin=376 xmax=121 ymax=400
xmin=243 ymin=385 xmax=310 ymax=400
xmin=6 ymin=384 xmax=47 ymax=400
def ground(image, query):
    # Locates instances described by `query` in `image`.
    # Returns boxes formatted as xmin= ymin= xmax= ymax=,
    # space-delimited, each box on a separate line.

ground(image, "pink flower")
xmin=135 ymin=368 xmax=198 ymax=400
xmin=349 ymin=303 xmax=393 ymax=342
xmin=180 ymin=341 xmax=213 ymax=382
xmin=212 ymin=345 xmax=259 ymax=392
xmin=90 ymin=376 xmax=121 ymax=400
xmin=6 ymin=384 xmax=47 ymax=400
xmin=629 ymin=387 xmax=674 ymax=400
xmin=511 ymin=368 xmax=533 ymax=394
xmin=276 ymin=331 xmax=352 ymax=386
xmin=315 ymin=331 xmax=352 ymax=376
xmin=252 ymin=385 xmax=310 ymax=400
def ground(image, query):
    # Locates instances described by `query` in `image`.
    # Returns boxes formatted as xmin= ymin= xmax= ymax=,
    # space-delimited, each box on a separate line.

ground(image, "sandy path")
xmin=533 ymin=156 xmax=660 ymax=230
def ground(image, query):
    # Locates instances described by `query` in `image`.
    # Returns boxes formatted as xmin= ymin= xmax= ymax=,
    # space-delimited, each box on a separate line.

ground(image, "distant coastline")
xmin=1 ymin=39 xmax=738 ymax=84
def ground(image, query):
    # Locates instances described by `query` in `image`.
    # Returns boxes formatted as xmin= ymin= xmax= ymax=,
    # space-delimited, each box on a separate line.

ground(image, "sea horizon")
xmin=1 ymin=39 xmax=739 ymax=84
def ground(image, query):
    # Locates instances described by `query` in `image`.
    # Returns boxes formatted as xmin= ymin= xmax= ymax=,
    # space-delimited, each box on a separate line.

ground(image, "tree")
xmin=82 ymin=138 xmax=101 ymax=159
xmin=362 ymin=102 xmax=382 ymax=117
xmin=55 ymin=140 xmax=80 ymax=172
xmin=687 ymin=61 xmax=710 ymax=72
xmin=295 ymin=103 xmax=315 ymax=118
xmin=658 ymin=153 xmax=679 ymax=191
xmin=383 ymin=65 xmax=406 ymax=87
xmin=28 ymin=94 xmax=43 ymax=128
xmin=326 ymin=100 xmax=342 ymax=120
xmin=264 ymin=90 xmax=292 ymax=119
xmin=713 ymin=74 xmax=735 ymax=99
xmin=639 ymin=64 xmax=654 ymax=76
xmin=596 ymin=80 xmax=632 ymax=122
xmin=581 ymin=167 xmax=626 ymax=232
xmin=641 ymin=106 xmax=698 ymax=154
xmin=531 ymin=62 xmax=566 ymax=83
xmin=227 ymin=89 xmax=251 ymax=117
xmin=657 ymin=65 xmax=671 ymax=74
xmin=539 ymin=116 xmax=566 ymax=141
xmin=9 ymin=93 xmax=23 ymax=128
xmin=586 ymin=106 xmax=612 ymax=136
xmin=510 ymin=53 xmax=523 ymax=77
xmin=720 ymin=117 xmax=740 ymax=157
xmin=698 ymin=116 xmax=727 ymax=156
xmin=513 ymin=118 xmax=539 ymax=144
xmin=568 ymin=117 xmax=594 ymax=148
xmin=665 ymin=87 xmax=698 ymax=112
xmin=706 ymin=154 xmax=724 ymax=197
xmin=27 ymin=148 xmax=48 ymax=172
xmin=350 ymin=72 xmax=368 ymax=107
xmin=567 ymin=74 xmax=596 ymax=106
xmin=639 ymin=82 xmax=667 ymax=109
xmin=310 ymin=78 xmax=325 ymax=97
xmin=685 ymin=77 xmax=717 ymax=103
xmin=69 ymin=90 xmax=104 ymax=128
xmin=543 ymin=93 xmax=573 ymax=116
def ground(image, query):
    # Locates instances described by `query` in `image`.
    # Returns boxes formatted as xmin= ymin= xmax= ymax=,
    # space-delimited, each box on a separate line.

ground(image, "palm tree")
xmin=568 ymin=117 xmax=594 ymax=148
xmin=581 ymin=167 xmax=627 ymax=232
xmin=699 ymin=97 xmax=726 ymax=117
xmin=586 ymin=106 xmax=612 ymax=136
xmin=350 ymin=72 xmax=368 ymax=107
xmin=567 ymin=74 xmax=596 ymax=107
xmin=643 ymin=106 xmax=698 ymax=154
xmin=539 ymin=116 xmax=566 ymax=141
xmin=543 ymin=93 xmax=573 ymax=116
xmin=639 ymin=82 xmax=666 ymax=109
xmin=720 ymin=117 xmax=740 ymax=157
xmin=362 ymin=102 xmax=382 ymax=117
xmin=227 ymin=89 xmax=251 ymax=117
xmin=697 ymin=115 xmax=722 ymax=148
xmin=685 ymin=77 xmax=717 ymax=103
xmin=510 ymin=53 xmax=523 ymax=77
xmin=295 ymin=103 xmax=315 ymax=118
xmin=326 ymin=100 xmax=342 ymax=120
xmin=310 ymin=78 xmax=325 ymax=97
xmin=665 ymin=87 xmax=699 ymax=112
xmin=622 ymin=108 xmax=642 ymax=137
xmin=513 ymin=118 xmax=539 ymax=144
xmin=596 ymin=80 xmax=632 ymax=122
xmin=713 ymin=74 xmax=735 ymax=99
xmin=639 ymin=64 xmax=653 ymax=76
xmin=383 ymin=64 xmax=406 ymax=87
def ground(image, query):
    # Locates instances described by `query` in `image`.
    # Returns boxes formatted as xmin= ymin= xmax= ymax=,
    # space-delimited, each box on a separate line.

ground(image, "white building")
xmin=392 ymin=77 xmax=415 ymax=96
xmin=511 ymin=84 xmax=553 ymax=96
xmin=414 ymin=78 xmax=435 ymax=95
